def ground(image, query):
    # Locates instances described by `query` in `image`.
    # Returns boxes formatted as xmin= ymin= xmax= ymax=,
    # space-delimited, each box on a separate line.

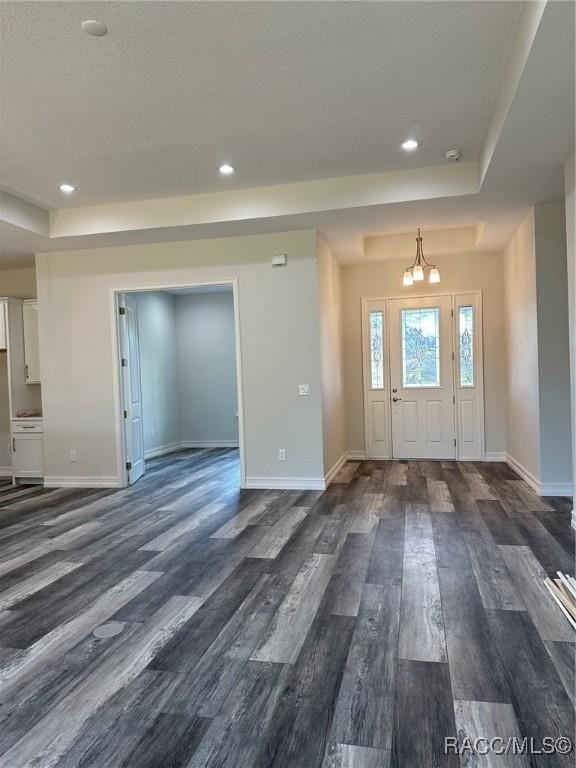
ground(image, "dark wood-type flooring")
xmin=0 ymin=449 xmax=574 ymax=767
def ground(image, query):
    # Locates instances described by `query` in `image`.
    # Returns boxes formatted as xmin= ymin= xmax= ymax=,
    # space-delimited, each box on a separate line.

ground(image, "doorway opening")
xmin=362 ymin=291 xmax=485 ymax=460
xmin=114 ymin=281 xmax=245 ymax=488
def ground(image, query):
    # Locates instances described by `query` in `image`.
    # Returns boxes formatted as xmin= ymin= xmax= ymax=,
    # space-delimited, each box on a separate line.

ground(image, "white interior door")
xmin=362 ymin=300 xmax=390 ymax=458
xmin=118 ymin=294 xmax=145 ymax=484
xmin=389 ymin=295 xmax=455 ymax=459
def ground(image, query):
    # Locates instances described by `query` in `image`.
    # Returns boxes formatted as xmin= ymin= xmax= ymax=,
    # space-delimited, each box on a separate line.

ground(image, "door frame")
xmin=111 ymin=278 xmax=246 ymax=488
xmin=117 ymin=292 xmax=145 ymax=484
xmin=361 ymin=290 xmax=485 ymax=461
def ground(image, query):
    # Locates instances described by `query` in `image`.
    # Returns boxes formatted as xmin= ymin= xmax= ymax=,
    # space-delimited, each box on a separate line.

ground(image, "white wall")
xmin=135 ymin=292 xmax=180 ymax=456
xmin=176 ymin=291 xmax=238 ymax=446
xmin=36 ymin=230 xmax=325 ymax=487
xmin=135 ymin=289 xmax=238 ymax=455
xmin=0 ymin=356 xmax=10 ymax=474
xmin=505 ymin=205 xmax=572 ymax=493
xmin=317 ymin=237 xmax=346 ymax=476
xmin=0 ymin=267 xmax=37 ymax=298
xmin=564 ymin=153 xmax=575 ymax=502
xmin=504 ymin=210 xmax=541 ymax=481
xmin=343 ymin=251 xmax=507 ymax=457
xmin=534 ymin=202 xmax=572 ymax=487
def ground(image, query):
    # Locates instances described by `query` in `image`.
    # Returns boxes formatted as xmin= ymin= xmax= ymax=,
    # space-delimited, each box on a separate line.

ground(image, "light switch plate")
xmin=272 ymin=253 xmax=288 ymax=267
xmin=298 ymin=384 xmax=310 ymax=396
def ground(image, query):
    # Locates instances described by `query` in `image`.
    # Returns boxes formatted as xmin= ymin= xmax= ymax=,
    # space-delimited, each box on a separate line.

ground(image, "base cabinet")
xmin=11 ymin=420 xmax=44 ymax=482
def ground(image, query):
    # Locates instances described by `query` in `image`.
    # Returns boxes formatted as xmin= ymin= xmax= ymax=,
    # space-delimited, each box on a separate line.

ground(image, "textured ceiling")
xmin=0 ymin=0 xmax=523 ymax=208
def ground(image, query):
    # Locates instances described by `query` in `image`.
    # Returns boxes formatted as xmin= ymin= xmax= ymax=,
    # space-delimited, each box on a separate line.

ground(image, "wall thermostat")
xmin=272 ymin=253 xmax=288 ymax=267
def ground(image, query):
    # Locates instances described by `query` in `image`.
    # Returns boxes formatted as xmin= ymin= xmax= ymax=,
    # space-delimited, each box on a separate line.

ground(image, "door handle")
xmin=392 ymin=397 xmax=403 ymax=402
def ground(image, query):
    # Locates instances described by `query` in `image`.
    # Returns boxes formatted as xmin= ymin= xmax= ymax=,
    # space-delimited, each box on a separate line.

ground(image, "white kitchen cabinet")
xmin=22 ymin=300 xmax=41 ymax=383
xmin=11 ymin=419 xmax=44 ymax=481
xmin=0 ymin=301 xmax=6 ymax=350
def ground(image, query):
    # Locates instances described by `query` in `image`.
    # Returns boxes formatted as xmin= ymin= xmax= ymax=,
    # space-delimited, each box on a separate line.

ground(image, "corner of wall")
xmin=316 ymin=237 xmax=347 ymax=478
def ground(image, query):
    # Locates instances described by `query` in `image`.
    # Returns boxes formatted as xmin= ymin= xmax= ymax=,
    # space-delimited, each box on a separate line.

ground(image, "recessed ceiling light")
xmin=81 ymin=19 xmax=108 ymax=37
xmin=401 ymin=139 xmax=419 ymax=151
xmin=59 ymin=183 xmax=76 ymax=193
xmin=218 ymin=163 xmax=235 ymax=176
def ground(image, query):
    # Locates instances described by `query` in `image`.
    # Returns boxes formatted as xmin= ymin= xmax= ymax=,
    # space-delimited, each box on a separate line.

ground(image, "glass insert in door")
xmin=401 ymin=307 xmax=440 ymax=387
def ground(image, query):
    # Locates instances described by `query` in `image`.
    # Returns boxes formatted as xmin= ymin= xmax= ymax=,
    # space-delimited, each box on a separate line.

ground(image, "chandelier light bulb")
xmin=429 ymin=267 xmax=441 ymax=284
xmin=412 ymin=264 xmax=424 ymax=281
xmin=403 ymin=269 xmax=414 ymax=287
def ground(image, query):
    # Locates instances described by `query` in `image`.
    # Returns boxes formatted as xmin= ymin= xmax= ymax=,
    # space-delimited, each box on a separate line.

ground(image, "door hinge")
xmin=454 ymin=438 xmax=457 ymax=446
xmin=121 ymin=358 xmax=128 ymax=367
xmin=452 ymin=352 xmax=455 ymax=361
xmin=453 ymin=395 xmax=455 ymax=404
xmin=126 ymin=461 xmax=132 ymax=471
xmin=118 ymin=307 xmax=126 ymax=315
xmin=123 ymin=410 xmax=128 ymax=419
xmin=451 ymin=309 xmax=454 ymax=317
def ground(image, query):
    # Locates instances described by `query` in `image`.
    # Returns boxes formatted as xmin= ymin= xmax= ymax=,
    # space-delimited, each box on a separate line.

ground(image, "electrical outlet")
xmin=151 ymin=428 xmax=156 ymax=439
xmin=298 ymin=384 xmax=310 ymax=396
xmin=278 ymin=448 xmax=286 ymax=461
xmin=69 ymin=450 xmax=77 ymax=463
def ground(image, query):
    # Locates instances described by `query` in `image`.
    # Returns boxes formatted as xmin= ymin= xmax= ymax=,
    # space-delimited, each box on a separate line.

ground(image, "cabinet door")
xmin=0 ymin=302 xmax=6 ymax=350
xmin=22 ymin=302 xmax=41 ymax=383
xmin=12 ymin=433 xmax=43 ymax=477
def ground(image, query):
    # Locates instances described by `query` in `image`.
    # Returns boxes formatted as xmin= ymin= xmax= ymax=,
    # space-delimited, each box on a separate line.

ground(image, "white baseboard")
xmin=44 ymin=476 xmax=121 ymax=489
xmin=180 ymin=441 xmax=239 ymax=449
xmin=245 ymin=476 xmax=326 ymax=491
xmin=539 ymin=482 xmax=574 ymax=496
xmin=505 ymin=453 xmax=541 ymax=494
xmin=324 ymin=453 xmax=348 ymax=486
xmin=0 ymin=467 xmax=12 ymax=477
xmin=346 ymin=450 xmax=367 ymax=460
xmin=505 ymin=453 xmax=572 ymax=497
xmin=144 ymin=442 xmax=182 ymax=460
xmin=145 ymin=441 xmax=239 ymax=460
xmin=484 ymin=452 xmax=507 ymax=462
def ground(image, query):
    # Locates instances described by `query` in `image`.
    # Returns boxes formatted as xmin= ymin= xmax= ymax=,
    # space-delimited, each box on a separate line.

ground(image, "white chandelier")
xmin=403 ymin=228 xmax=440 ymax=286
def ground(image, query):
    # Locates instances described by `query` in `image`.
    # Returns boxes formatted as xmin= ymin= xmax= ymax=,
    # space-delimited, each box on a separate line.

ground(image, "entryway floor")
xmin=0 ymin=451 xmax=573 ymax=767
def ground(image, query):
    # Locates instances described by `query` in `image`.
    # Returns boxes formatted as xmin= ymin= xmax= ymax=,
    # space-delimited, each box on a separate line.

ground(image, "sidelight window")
xmin=459 ymin=305 xmax=474 ymax=386
xmin=369 ymin=311 xmax=384 ymax=389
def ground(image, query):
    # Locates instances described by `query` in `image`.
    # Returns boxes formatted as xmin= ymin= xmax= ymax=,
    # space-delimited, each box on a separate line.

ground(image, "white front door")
xmin=388 ymin=295 xmax=455 ymax=459
xmin=118 ymin=294 xmax=145 ymax=484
